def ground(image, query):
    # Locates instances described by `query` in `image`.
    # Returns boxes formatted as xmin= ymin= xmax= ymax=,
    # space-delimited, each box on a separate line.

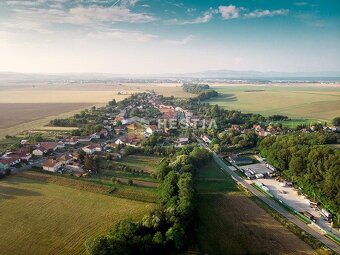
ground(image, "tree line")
xmin=85 ymin=145 xmax=212 ymax=254
xmin=182 ymin=83 xmax=210 ymax=94
xmin=258 ymin=132 xmax=340 ymax=227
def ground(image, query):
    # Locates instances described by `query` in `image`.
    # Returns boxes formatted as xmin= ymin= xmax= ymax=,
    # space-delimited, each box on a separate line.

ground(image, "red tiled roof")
xmin=42 ymin=159 xmax=59 ymax=168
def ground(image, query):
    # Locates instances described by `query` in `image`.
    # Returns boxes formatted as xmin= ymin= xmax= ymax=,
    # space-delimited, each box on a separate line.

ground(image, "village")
xmin=1 ymin=92 xmax=339 ymax=178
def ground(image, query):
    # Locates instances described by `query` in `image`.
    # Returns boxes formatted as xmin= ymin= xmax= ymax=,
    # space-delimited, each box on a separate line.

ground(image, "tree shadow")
xmin=0 ymin=184 xmax=42 ymax=200
xmin=215 ymin=93 xmax=238 ymax=102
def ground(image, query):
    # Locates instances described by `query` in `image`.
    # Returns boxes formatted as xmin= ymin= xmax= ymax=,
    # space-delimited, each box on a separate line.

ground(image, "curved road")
xmin=196 ymin=137 xmax=340 ymax=254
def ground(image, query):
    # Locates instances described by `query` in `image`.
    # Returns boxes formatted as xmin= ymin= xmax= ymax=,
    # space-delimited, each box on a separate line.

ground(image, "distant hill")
xmin=0 ymin=70 xmax=339 ymax=83
xmin=169 ymin=70 xmax=340 ymax=79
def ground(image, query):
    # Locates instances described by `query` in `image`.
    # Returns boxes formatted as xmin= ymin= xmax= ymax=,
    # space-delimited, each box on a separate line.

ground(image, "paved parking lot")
xmin=259 ymin=176 xmax=339 ymax=237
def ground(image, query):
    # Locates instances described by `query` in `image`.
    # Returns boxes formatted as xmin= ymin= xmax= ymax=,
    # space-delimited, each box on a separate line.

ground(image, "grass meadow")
xmin=194 ymin=160 xmax=315 ymax=255
xmin=207 ymin=84 xmax=340 ymax=122
xmin=0 ymin=173 xmax=155 ymax=255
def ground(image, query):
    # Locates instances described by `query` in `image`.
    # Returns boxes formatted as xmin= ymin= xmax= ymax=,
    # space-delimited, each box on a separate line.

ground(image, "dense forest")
xmin=86 ymin=145 xmax=212 ymax=255
xmin=258 ymin=132 xmax=340 ymax=226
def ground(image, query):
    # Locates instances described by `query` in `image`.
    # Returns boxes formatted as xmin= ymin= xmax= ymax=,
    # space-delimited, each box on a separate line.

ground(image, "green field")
xmin=118 ymin=154 xmax=162 ymax=173
xmin=207 ymin=84 xmax=340 ymax=122
xmin=194 ymin=160 xmax=315 ymax=254
xmin=97 ymin=155 xmax=162 ymax=186
xmin=0 ymin=174 xmax=155 ymax=255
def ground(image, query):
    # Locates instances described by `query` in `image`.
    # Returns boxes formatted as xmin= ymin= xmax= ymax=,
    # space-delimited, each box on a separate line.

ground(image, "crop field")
xmin=0 ymin=103 xmax=92 ymax=129
xmin=119 ymin=154 xmax=163 ymax=173
xmin=0 ymin=173 xmax=155 ymax=255
xmin=207 ymin=83 xmax=340 ymax=121
xmin=194 ymin=161 xmax=315 ymax=255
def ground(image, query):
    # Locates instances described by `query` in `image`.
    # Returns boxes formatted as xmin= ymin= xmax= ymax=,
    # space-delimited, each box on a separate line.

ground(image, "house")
xmin=266 ymin=125 xmax=275 ymax=132
xmin=5 ymin=147 xmax=32 ymax=162
xmin=76 ymin=136 xmax=92 ymax=143
xmin=125 ymin=137 xmax=141 ymax=147
xmin=1 ymin=154 xmax=22 ymax=166
xmin=258 ymin=131 xmax=270 ymax=137
xmin=37 ymin=141 xmax=64 ymax=151
xmin=253 ymin=124 xmax=264 ymax=132
xmin=115 ymin=138 xmax=126 ymax=145
xmin=42 ymin=159 xmax=62 ymax=172
xmin=145 ymin=125 xmax=160 ymax=135
xmin=112 ymin=116 xmax=125 ymax=125
xmin=178 ymin=137 xmax=189 ymax=145
xmin=63 ymin=137 xmax=79 ymax=146
xmin=57 ymin=154 xmax=73 ymax=165
xmin=82 ymin=144 xmax=102 ymax=154
xmin=32 ymin=147 xmax=46 ymax=156
xmin=71 ymin=151 xmax=80 ymax=160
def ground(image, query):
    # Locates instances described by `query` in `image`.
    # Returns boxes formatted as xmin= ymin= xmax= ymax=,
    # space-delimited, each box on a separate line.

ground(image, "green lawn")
xmin=207 ymin=85 xmax=340 ymax=121
xmin=0 ymin=174 xmax=155 ymax=255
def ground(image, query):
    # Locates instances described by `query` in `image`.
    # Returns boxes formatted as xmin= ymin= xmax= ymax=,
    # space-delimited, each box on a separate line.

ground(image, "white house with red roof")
xmin=42 ymin=159 xmax=62 ymax=172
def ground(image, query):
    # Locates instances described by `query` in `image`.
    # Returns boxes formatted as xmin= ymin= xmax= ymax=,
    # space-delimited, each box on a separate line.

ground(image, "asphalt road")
xmin=196 ymin=137 xmax=340 ymax=254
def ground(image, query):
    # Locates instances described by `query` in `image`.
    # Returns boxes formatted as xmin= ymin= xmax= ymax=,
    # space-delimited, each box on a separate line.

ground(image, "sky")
xmin=0 ymin=0 xmax=339 ymax=74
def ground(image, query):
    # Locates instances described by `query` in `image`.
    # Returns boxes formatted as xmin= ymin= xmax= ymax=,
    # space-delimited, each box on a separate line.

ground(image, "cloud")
xmin=67 ymin=6 xmax=156 ymax=24
xmin=294 ymin=2 xmax=308 ymax=6
xmin=245 ymin=9 xmax=289 ymax=18
xmin=218 ymin=5 xmax=240 ymax=20
xmin=119 ymin=0 xmax=139 ymax=7
xmin=186 ymin=8 xmax=196 ymax=13
xmin=1 ymin=3 xmax=157 ymax=35
xmin=88 ymin=29 xmax=158 ymax=42
xmin=169 ymin=9 xmax=215 ymax=25
xmin=163 ymin=35 xmax=194 ymax=45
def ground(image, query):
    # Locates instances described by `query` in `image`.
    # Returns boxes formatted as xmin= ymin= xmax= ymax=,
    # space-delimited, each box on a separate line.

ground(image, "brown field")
xmin=197 ymin=193 xmax=315 ymax=255
xmin=0 ymin=103 xmax=93 ymax=129
xmin=195 ymin=161 xmax=315 ymax=255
